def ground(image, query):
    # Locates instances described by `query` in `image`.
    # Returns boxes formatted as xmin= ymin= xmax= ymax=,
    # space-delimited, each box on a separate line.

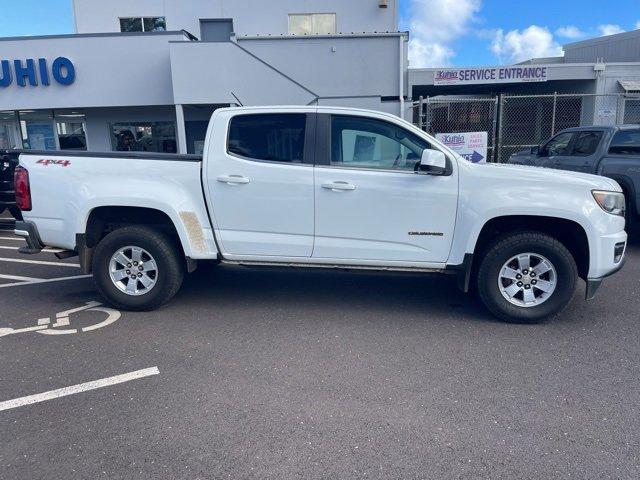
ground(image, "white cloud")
xmin=635 ymin=21 xmax=640 ymax=30
xmin=556 ymin=26 xmax=585 ymax=39
xmin=597 ymin=24 xmax=625 ymax=36
xmin=491 ymin=25 xmax=562 ymax=64
xmin=408 ymin=38 xmax=454 ymax=68
xmin=407 ymin=0 xmax=481 ymax=68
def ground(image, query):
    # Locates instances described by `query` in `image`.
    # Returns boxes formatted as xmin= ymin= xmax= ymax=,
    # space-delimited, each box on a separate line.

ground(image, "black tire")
xmin=92 ymin=226 xmax=184 ymax=311
xmin=624 ymin=195 xmax=637 ymax=233
xmin=477 ymin=231 xmax=578 ymax=324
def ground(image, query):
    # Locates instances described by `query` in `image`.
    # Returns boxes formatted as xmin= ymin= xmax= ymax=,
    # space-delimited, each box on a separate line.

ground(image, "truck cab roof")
xmin=558 ymin=124 xmax=640 ymax=134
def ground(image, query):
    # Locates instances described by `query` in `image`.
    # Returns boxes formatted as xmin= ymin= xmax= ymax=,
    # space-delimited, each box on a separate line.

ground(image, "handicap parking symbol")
xmin=0 ymin=301 xmax=121 ymax=338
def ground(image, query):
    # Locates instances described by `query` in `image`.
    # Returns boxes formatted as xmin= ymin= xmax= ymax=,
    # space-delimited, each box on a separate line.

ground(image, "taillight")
xmin=14 ymin=166 xmax=32 ymax=211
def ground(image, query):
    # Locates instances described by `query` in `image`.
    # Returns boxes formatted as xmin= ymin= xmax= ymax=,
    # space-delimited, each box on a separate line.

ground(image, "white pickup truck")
xmin=13 ymin=106 xmax=627 ymax=323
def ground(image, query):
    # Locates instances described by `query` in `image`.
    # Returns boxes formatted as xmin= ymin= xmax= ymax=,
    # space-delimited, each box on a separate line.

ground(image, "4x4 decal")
xmin=36 ymin=159 xmax=71 ymax=167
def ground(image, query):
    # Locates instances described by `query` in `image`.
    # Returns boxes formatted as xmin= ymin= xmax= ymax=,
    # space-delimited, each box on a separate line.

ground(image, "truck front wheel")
xmin=477 ymin=232 xmax=578 ymax=323
xmin=92 ymin=226 xmax=184 ymax=311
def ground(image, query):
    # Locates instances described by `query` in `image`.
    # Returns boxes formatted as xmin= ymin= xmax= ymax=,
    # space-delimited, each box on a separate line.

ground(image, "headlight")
xmin=592 ymin=190 xmax=625 ymax=217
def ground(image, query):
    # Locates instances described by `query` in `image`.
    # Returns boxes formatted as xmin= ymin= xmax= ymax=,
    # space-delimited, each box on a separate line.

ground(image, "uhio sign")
xmin=0 ymin=57 xmax=76 ymax=88
xmin=434 ymin=66 xmax=547 ymax=86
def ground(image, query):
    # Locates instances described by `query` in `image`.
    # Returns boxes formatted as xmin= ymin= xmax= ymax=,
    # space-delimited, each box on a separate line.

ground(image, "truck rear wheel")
xmin=92 ymin=226 xmax=184 ymax=311
xmin=477 ymin=232 xmax=578 ymax=323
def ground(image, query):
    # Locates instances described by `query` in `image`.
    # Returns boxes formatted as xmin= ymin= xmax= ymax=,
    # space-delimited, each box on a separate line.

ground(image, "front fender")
xmin=449 ymin=162 xmax=626 ymax=278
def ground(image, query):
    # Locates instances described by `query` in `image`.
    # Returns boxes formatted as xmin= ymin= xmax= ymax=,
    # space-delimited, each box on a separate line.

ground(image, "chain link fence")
xmin=413 ymin=93 xmax=640 ymax=163
xmin=414 ymin=97 xmax=498 ymax=162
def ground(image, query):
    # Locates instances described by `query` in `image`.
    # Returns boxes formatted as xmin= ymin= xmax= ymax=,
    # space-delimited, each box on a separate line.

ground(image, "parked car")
xmin=508 ymin=125 xmax=640 ymax=226
xmin=0 ymin=150 xmax=20 ymax=219
xmin=13 ymin=107 xmax=627 ymax=323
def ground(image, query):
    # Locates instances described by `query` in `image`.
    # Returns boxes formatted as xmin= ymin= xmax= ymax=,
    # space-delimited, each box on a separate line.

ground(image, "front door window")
xmin=540 ymin=132 xmax=573 ymax=157
xmin=331 ymin=115 xmax=429 ymax=171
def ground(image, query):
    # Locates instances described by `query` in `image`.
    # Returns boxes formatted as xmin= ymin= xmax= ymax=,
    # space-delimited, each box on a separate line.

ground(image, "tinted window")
xmin=228 ymin=114 xmax=306 ymax=163
xmin=120 ymin=18 xmax=143 ymax=32
xmin=143 ymin=17 xmax=166 ymax=32
xmin=571 ymin=131 xmax=602 ymax=156
xmin=609 ymin=130 xmax=640 ymax=155
xmin=540 ymin=132 xmax=573 ymax=157
xmin=331 ymin=115 xmax=430 ymax=171
xmin=120 ymin=17 xmax=166 ymax=32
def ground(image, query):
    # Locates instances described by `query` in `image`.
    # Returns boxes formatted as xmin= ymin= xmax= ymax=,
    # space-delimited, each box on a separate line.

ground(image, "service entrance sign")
xmin=434 ymin=66 xmax=547 ymax=86
xmin=436 ymin=131 xmax=488 ymax=163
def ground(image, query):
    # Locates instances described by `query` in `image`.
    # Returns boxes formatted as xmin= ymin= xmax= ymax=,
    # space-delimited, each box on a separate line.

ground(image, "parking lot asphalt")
xmin=0 ymin=220 xmax=639 ymax=479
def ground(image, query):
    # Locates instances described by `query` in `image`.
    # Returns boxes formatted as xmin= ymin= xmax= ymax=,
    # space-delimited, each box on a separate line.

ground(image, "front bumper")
xmin=585 ymin=230 xmax=628 ymax=300
xmin=585 ymin=255 xmax=627 ymax=300
xmin=14 ymin=220 xmax=45 ymax=254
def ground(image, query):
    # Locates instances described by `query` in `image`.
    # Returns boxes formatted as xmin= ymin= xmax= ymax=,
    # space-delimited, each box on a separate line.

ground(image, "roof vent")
xmin=379 ymin=0 xmax=388 ymax=8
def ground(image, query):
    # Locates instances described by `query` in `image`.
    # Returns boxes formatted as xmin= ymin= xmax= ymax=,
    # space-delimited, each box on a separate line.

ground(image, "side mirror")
xmin=416 ymin=149 xmax=447 ymax=175
xmin=530 ymin=146 xmax=540 ymax=155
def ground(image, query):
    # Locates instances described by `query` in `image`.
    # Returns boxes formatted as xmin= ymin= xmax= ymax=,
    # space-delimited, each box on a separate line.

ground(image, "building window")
xmin=624 ymin=100 xmax=640 ymax=124
xmin=0 ymin=111 xmax=20 ymax=150
xmin=111 ymin=122 xmax=177 ymax=153
xmin=55 ymin=111 xmax=87 ymax=151
xmin=19 ymin=110 xmax=57 ymax=150
xmin=119 ymin=17 xmax=166 ymax=33
xmin=228 ymin=114 xmax=306 ymax=163
xmin=288 ymin=13 xmax=336 ymax=35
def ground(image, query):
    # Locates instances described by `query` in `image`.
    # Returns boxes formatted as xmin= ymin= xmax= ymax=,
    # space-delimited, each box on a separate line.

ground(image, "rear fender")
xmin=80 ymin=196 xmax=218 ymax=260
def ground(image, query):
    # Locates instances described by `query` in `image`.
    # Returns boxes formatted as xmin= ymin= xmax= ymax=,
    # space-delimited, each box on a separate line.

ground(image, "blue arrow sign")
xmin=469 ymin=150 xmax=484 ymax=163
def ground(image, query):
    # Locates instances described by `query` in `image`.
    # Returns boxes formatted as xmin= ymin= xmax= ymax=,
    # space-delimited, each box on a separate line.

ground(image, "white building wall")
xmin=0 ymin=32 xmax=187 ymax=111
xmin=73 ymin=0 xmax=398 ymax=37
xmin=594 ymin=63 xmax=640 ymax=125
xmin=170 ymin=34 xmax=406 ymax=117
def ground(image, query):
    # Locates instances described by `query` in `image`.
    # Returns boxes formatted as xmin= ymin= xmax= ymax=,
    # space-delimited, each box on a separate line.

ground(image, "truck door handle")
xmin=321 ymin=181 xmax=356 ymax=192
xmin=217 ymin=175 xmax=250 ymax=185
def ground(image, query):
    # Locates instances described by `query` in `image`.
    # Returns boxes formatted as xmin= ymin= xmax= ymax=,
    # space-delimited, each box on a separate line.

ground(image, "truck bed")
xmin=18 ymin=149 xmax=216 ymax=260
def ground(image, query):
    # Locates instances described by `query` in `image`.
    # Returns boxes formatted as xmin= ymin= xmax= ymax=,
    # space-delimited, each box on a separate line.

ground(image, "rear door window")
xmin=608 ymin=130 xmax=640 ymax=155
xmin=227 ymin=114 xmax=306 ymax=163
xmin=570 ymin=131 xmax=602 ymax=156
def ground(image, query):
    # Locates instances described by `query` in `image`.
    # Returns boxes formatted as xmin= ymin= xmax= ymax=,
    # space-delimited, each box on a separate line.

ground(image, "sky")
xmin=399 ymin=0 xmax=640 ymax=67
xmin=0 ymin=0 xmax=638 ymax=68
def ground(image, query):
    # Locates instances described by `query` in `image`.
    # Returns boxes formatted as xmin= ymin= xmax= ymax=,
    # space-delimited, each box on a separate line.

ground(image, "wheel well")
xmin=619 ymin=182 xmax=637 ymax=219
xmin=473 ymin=216 xmax=590 ymax=279
xmin=85 ymin=206 xmax=180 ymax=248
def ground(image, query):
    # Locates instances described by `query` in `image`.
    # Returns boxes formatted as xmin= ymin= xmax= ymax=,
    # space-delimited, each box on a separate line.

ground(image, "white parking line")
xmin=0 ymin=257 xmax=79 ymax=267
xmin=0 ymin=367 xmax=160 ymax=412
xmin=0 ymin=273 xmax=42 ymax=282
xmin=0 ymin=246 xmax=63 ymax=253
xmin=0 ymin=274 xmax=91 ymax=288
